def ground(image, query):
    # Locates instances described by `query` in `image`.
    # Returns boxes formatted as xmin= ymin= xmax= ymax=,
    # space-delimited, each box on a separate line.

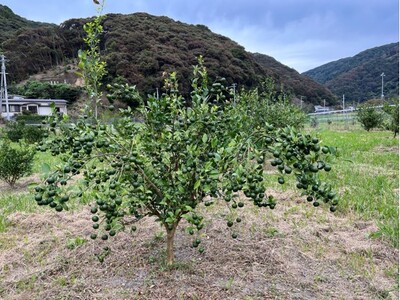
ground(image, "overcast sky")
xmin=2 ymin=0 xmax=398 ymax=72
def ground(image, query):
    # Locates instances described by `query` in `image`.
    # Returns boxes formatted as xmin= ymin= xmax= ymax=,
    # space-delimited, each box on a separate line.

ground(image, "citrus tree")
xmin=0 ymin=140 xmax=36 ymax=187
xmin=33 ymin=58 xmax=338 ymax=265
xmin=356 ymin=104 xmax=384 ymax=131
xmin=32 ymin=8 xmax=338 ymax=265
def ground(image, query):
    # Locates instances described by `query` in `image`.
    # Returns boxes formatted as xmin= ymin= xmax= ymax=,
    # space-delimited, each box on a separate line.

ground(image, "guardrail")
xmin=308 ymin=104 xmax=395 ymax=116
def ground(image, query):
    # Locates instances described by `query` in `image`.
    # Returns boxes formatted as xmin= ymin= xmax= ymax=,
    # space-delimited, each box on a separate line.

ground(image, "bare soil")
xmin=0 ymin=191 xmax=398 ymax=300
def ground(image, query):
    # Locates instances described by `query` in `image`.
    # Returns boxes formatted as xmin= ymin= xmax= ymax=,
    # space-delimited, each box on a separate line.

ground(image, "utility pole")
xmin=380 ymin=72 xmax=385 ymax=99
xmin=300 ymin=96 xmax=304 ymax=109
xmin=342 ymin=94 xmax=347 ymax=128
xmin=342 ymin=94 xmax=345 ymax=111
xmin=323 ymin=99 xmax=326 ymax=109
xmin=231 ymin=83 xmax=237 ymax=105
xmin=0 ymin=54 xmax=10 ymax=121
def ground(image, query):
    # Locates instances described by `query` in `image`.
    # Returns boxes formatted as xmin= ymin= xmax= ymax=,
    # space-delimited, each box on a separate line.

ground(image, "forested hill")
xmin=252 ymin=53 xmax=337 ymax=106
xmin=303 ymin=43 xmax=399 ymax=101
xmin=0 ymin=5 xmax=54 ymax=46
xmin=2 ymin=7 xmax=336 ymax=104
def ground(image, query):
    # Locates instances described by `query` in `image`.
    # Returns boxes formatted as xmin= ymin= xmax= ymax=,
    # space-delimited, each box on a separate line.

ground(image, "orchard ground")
xmin=0 ymin=128 xmax=398 ymax=300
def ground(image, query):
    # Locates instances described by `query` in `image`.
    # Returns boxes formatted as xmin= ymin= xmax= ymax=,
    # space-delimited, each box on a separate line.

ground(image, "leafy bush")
xmin=16 ymin=114 xmax=47 ymax=124
xmin=22 ymin=125 xmax=46 ymax=143
xmin=233 ymin=79 xmax=307 ymax=132
xmin=5 ymin=121 xmax=25 ymax=142
xmin=4 ymin=121 xmax=45 ymax=143
xmin=106 ymin=82 xmax=142 ymax=108
xmin=382 ymin=102 xmax=399 ymax=137
xmin=310 ymin=117 xmax=318 ymax=128
xmin=12 ymin=80 xmax=82 ymax=103
xmin=0 ymin=141 xmax=36 ymax=187
xmin=356 ymin=105 xmax=384 ymax=131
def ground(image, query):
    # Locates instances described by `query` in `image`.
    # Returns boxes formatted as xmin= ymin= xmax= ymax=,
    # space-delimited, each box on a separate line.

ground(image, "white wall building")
xmin=314 ymin=105 xmax=330 ymax=113
xmin=1 ymin=96 xmax=67 ymax=119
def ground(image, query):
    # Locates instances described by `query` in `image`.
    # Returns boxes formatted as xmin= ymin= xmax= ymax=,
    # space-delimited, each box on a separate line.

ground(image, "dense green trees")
xmin=0 ymin=5 xmax=52 ymax=46
xmin=3 ymin=6 xmax=335 ymax=105
xmin=304 ymin=43 xmax=399 ymax=101
xmin=11 ymin=81 xmax=82 ymax=103
xmin=253 ymin=53 xmax=337 ymax=106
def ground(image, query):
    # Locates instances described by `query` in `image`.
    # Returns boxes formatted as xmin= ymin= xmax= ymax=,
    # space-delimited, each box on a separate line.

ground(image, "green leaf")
xmin=41 ymin=163 xmax=51 ymax=174
xmin=61 ymin=202 xmax=69 ymax=211
xmin=202 ymin=133 xmax=208 ymax=143
xmin=209 ymin=170 xmax=220 ymax=179
xmin=184 ymin=205 xmax=193 ymax=212
xmin=211 ymin=137 xmax=218 ymax=148
xmin=194 ymin=180 xmax=201 ymax=190
xmin=214 ymin=153 xmax=221 ymax=162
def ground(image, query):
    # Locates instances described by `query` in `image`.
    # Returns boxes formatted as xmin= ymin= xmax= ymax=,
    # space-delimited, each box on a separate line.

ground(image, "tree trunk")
xmin=165 ymin=222 xmax=178 ymax=266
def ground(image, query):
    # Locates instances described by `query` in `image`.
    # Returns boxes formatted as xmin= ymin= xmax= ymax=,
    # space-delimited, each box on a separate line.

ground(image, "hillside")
xmin=2 ymin=8 xmax=336 ymax=104
xmin=0 ymin=5 xmax=54 ymax=47
xmin=252 ymin=53 xmax=337 ymax=106
xmin=303 ymin=43 xmax=399 ymax=101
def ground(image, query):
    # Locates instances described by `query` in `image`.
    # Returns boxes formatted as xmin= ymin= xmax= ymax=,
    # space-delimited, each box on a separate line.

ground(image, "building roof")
xmin=2 ymin=98 xmax=67 ymax=105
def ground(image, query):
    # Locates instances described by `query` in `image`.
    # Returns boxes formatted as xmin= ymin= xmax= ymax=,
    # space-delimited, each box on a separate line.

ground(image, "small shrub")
xmin=0 ymin=141 xmax=36 ymax=187
xmin=266 ymin=102 xmax=308 ymax=129
xmin=310 ymin=117 xmax=318 ymax=128
xmin=22 ymin=125 xmax=45 ymax=143
xmin=106 ymin=82 xmax=142 ymax=108
xmin=382 ymin=102 xmax=399 ymax=137
xmin=235 ymin=81 xmax=308 ymax=132
xmin=4 ymin=121 xmax=45 ymax=143
xmin=16 ymin=114 xmax=47 ymax=124
xmin=5 ymin=121 xmax=25 ymax=142
xmin=356 ymin=105 xmax=384 ymax=131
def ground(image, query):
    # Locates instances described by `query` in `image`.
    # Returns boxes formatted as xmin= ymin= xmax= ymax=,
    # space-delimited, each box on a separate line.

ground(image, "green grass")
xmin=32 ymin=150 xmax=62 ymax=174
xmin=0 ymin=146 xmax=64 ymax=232
xmin=0 ymin=148 xmax=83 ymax=233
xmin=263 ymin=129 xmax=398 ymax=247
xmin=316 ymin=129 xmax=399 ymax=246
xmin=0 ymin=193 xmax=40 ymax=232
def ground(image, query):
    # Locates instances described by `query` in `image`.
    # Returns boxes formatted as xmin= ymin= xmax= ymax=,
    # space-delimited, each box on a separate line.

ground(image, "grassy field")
xmin=0 ymin=128 xmax=398 ymax=299
xmin=317 ymin=129 xmax=399 ymax=246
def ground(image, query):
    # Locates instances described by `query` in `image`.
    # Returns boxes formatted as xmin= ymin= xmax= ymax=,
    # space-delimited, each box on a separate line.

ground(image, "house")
xmin=0 ymin=95 xmax=67 ymax=119
xmin=314 ymin=105 xmax=330 ymax=113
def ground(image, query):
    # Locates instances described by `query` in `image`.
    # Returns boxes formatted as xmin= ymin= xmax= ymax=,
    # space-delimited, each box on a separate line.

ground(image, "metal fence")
xmin=307 ymin=105 xmax=394 ymax=130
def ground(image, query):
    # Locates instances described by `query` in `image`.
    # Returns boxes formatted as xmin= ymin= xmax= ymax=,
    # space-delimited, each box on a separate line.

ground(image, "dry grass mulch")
xmin=0 ymin=191 xmax=398 ymax=300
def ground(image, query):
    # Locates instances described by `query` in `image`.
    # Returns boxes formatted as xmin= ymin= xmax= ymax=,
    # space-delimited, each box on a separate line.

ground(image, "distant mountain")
xmin=0 ymin=5 xmax=54 ymax=46
xmin=303 ymin=43 xmax=399 ymax=101
xmin=252 ymin=53 xmax=337 ymax=106
xmin=1 ymin=7 xmax=336 ymax=104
